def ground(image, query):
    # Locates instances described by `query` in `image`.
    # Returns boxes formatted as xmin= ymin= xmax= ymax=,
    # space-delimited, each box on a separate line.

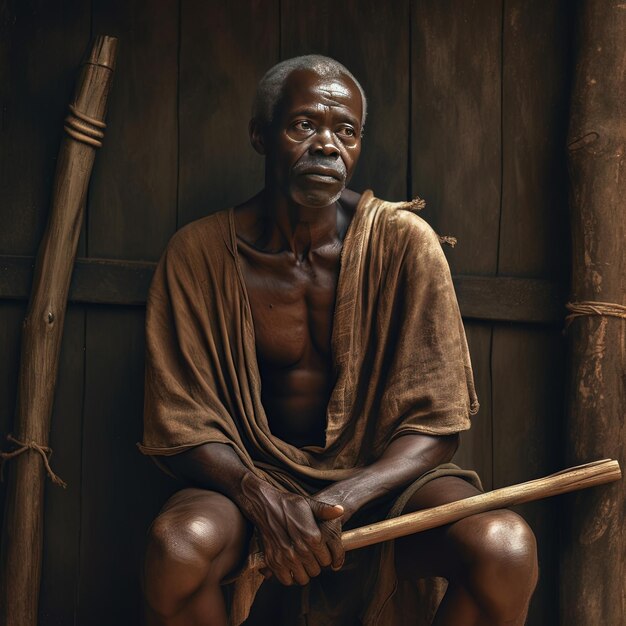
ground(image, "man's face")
xmin=261 ymin=69 xmax=363 ymax=208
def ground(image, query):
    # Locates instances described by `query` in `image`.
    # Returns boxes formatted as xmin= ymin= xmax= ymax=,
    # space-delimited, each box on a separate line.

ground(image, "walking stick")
xmin=244 ymin=458 xmax=621 ymax=572
xmin=0 ymin=36 xmax=117 ymax=626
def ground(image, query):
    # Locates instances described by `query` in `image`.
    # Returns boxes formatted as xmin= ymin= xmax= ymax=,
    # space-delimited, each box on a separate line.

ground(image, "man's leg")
xmin=143 ymin=488 xmax=250 ymax=626
xmin=395 ymin=477 xmax=538 ymax=626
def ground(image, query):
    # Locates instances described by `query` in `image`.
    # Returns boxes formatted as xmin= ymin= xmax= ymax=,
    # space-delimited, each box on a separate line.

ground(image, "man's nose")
xmin=310 ymin=128 xmax=340 ymax=157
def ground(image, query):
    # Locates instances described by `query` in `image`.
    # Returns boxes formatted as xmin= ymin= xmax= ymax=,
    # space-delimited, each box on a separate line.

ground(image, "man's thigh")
xmin=394 ymin=476 xmax=483 ymax=580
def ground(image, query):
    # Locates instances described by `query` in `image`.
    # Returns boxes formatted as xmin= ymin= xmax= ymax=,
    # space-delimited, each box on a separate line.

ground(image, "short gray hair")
xmin=252 ymin=55 xmax=367 ymax=129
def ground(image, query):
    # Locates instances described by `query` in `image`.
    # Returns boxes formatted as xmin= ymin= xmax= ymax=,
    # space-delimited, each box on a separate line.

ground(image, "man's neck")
xmin=262 ymin=189 xmax=341 ymax=260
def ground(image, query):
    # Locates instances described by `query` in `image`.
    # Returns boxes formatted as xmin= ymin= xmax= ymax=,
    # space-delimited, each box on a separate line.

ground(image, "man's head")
xmin=250 ymin=55 xmax=367 ymax=209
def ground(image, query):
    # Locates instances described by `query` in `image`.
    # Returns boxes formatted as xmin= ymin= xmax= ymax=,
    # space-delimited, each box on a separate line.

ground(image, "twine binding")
xmin=565 ymin=300 xmax=626 ymax=329
xmin=0 ymin=434 xmax=67 ymax=488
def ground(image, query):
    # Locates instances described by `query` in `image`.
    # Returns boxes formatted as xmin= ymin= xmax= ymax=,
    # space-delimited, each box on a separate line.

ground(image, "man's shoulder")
xmin=371 ymin=195 xmax=441 ymax=249
xmin=164 ymin=208 xmax=231 ymax=260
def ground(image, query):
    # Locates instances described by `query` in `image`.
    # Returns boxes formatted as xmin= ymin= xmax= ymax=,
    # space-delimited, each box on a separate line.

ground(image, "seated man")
xmin=139 ymin=55 xmax=538 ymax=626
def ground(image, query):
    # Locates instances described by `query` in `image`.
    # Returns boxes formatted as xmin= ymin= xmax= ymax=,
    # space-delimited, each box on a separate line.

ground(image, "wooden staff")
xmin=0 ymin=36 xmax=117 ymax=626
xmin=563 ymin=2 xmax=626 ymax=625
xmin=245 ymin=459 xmax=621 ymax=572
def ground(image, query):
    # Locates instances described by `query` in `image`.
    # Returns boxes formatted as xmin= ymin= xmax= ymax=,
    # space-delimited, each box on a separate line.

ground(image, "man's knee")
xmin=144 ymin=491 xmax=248 ymax=617
xmin=451 ymin=510 xmax=538 ymax=620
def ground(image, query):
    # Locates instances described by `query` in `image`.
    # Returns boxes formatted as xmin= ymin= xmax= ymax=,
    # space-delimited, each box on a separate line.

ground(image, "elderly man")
xmin=139 ymin=56 xmax=538 ymax=625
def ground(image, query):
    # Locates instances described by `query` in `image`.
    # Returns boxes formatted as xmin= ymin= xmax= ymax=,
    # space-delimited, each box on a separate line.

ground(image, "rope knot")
xmin=0 ymin=434 xmax=67 ymax=488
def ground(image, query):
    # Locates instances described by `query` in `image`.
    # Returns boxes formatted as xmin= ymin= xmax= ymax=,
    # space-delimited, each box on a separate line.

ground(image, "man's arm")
xmin=314 ymin=433 xmax=459 ymax=523
xmin=165 ymin=443 xmax=345 ymax=586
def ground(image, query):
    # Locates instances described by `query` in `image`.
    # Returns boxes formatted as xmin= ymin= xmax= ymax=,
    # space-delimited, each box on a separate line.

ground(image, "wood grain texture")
xmin=411 ymin=0 xmax=502 ymax=276
xmin=178 ymin=0 xmax=279 ymax=226
xmin=78 ymin=309 xmax=177 ymax=626
xmin=281 ymin=0 xmax=410 ymax=201
xmin=499 ymin=0 xmax=571 ymax=279
xmin=89 ymin=0 xmax=178 ymax=261
xmin=562 ymin=2 xmax=626 ymax=623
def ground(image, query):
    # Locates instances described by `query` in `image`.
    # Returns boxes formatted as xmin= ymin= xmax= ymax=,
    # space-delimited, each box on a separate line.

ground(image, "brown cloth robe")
xmin=139 ymin=190 xmax=480 ymax=624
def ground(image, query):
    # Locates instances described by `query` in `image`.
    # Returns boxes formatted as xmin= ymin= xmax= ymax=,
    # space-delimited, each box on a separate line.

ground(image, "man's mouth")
xmin=298 ymin=167 xmax=342 ymax=183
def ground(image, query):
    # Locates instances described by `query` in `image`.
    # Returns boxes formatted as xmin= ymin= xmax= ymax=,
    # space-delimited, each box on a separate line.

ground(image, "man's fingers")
xmin=320 ymin=519 xmax=345 ymax=570
xmin=309 ymin=499 xmax=344 ymax=521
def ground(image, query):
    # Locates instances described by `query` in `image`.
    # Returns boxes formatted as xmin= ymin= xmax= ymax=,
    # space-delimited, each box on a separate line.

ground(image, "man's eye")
xmin=294 ymin=121 xmax=313 ymax=131
xmin=338 ymin=126 xmax=356 ymax=138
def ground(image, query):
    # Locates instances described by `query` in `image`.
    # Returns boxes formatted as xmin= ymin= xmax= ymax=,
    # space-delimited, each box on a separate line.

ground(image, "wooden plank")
xmin=178 ymin=0 xmax=279 ymax=226
xmin=281 ymin=0 xmax=410 ymax=200
xmin=88 ymin=0 xmax=178 ymax=260
xmin=0 ymin=0 xmax=91 ymax=256
xmin=0 ymin=255 xmax=564 ymax=323
xmin=493 ymin=3 xmax=572 ymax=624
xmin=491 ymin=326 xmax=564 ymax=626
xmin=453 ymin=275 xmax=563 ymax=323
xmin=0 ymin=303 xmax=26 ymax=523
xmin=411 ymin=0 xmax=502 ymax=276
xmin=78 ymin=308 xmax=176 ymax=626
xmin=499 ymin=0 xmax=570 ymax=279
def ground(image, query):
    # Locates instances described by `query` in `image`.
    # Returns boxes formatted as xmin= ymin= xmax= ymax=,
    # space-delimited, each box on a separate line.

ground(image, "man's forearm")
xmin=315 ymin=433 xmax=459 ymax=519
xmin=165 ymin=442 xmax=256 ymax=507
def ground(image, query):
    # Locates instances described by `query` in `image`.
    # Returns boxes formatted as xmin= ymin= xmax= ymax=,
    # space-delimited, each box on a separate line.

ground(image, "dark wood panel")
xmin=178 ymin=0 xmax=279 ymax=226
xmin=88 ymin=0 xmax=178 ymax=261
xmin=0 ymin=0 xmax=91 ymax=256
xmin=281 ymin=0 xmax=410 ymax=200
xmin=495 ymin=4 xmax=571 ymax=623
xmin=499 ymin=0 xmax=571 ymax=279
xmin=78 ymin=308 xmax=177 ymax=626
xmin=38 ymin=306 xmax=85 ymax=626
xmin=491 ymin=326 xmax=565 ymax=626
xmin=411 ymin=0 xmax=502 ymax=276
xmin=0 ymin=303 xmax=26 ymax=522
xmin=0 ymin=255 xmax=564 ymax=323
xmin=454 ymin=322 xmax=493 ymax=490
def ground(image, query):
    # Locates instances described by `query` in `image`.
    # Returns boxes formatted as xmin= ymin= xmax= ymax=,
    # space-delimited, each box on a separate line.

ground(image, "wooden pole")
xmin=0 ymin=36 xmax=117 ymax=626
xmin=562 ymin=2 xmax=626 ymax=624
xmin=245 ymin=459 xmax=621 ymax=573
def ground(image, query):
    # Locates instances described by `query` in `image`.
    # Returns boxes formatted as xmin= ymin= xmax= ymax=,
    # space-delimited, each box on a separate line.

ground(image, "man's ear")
xmin=249 ymin=119 xmax=266 ymax=155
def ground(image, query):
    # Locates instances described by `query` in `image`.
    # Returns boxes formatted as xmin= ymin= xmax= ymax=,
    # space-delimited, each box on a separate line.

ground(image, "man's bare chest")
xmin=237 ymin=248 xmax=341 ymax=368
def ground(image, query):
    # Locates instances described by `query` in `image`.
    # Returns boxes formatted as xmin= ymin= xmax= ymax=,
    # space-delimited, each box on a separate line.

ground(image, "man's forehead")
xmin=280 ymin=69 xmax=363 ymax=118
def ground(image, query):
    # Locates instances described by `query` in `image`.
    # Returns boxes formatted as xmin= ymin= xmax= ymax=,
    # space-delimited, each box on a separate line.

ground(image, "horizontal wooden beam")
xmin=0 ymin=255 xmax=565 ymax=323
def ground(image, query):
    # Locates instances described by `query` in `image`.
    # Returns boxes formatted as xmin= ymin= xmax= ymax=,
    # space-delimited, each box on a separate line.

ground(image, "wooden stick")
xmin=0 ymin=36 xmax=117 ymax=626
xmin=245 ymin=459 xmax=621 ymax=572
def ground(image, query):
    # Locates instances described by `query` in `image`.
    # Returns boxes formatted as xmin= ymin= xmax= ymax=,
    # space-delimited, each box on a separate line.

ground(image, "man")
xmin=139 ymin=56 xmax=538 ymax=625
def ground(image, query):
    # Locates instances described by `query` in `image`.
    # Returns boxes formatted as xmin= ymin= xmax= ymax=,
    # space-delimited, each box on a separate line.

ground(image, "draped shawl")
xmin=138 ymin=190 xmax=480 ymax=623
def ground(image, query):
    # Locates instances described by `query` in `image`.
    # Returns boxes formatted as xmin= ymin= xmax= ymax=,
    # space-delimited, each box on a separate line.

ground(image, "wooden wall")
xmin=0 ymin=1 xmax=571 ymax=624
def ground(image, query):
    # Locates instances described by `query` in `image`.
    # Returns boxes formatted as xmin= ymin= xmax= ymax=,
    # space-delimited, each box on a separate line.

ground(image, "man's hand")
xmin=239 ymin=473 xmax=345 ymax=586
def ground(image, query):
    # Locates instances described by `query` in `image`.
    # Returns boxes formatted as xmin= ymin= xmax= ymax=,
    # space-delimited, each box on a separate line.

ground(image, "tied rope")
xmin=0 ymin=434 xmax=67 ymax=488
xmin=565 ymin=300 xmax=626 ymax=329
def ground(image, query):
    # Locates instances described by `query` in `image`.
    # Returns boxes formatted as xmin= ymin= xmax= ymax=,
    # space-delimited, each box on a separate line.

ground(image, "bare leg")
xmin=143 ymin=488 xmax=250 ymax=626
xmin=395 ymin=477 xmax=538 ymax=626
